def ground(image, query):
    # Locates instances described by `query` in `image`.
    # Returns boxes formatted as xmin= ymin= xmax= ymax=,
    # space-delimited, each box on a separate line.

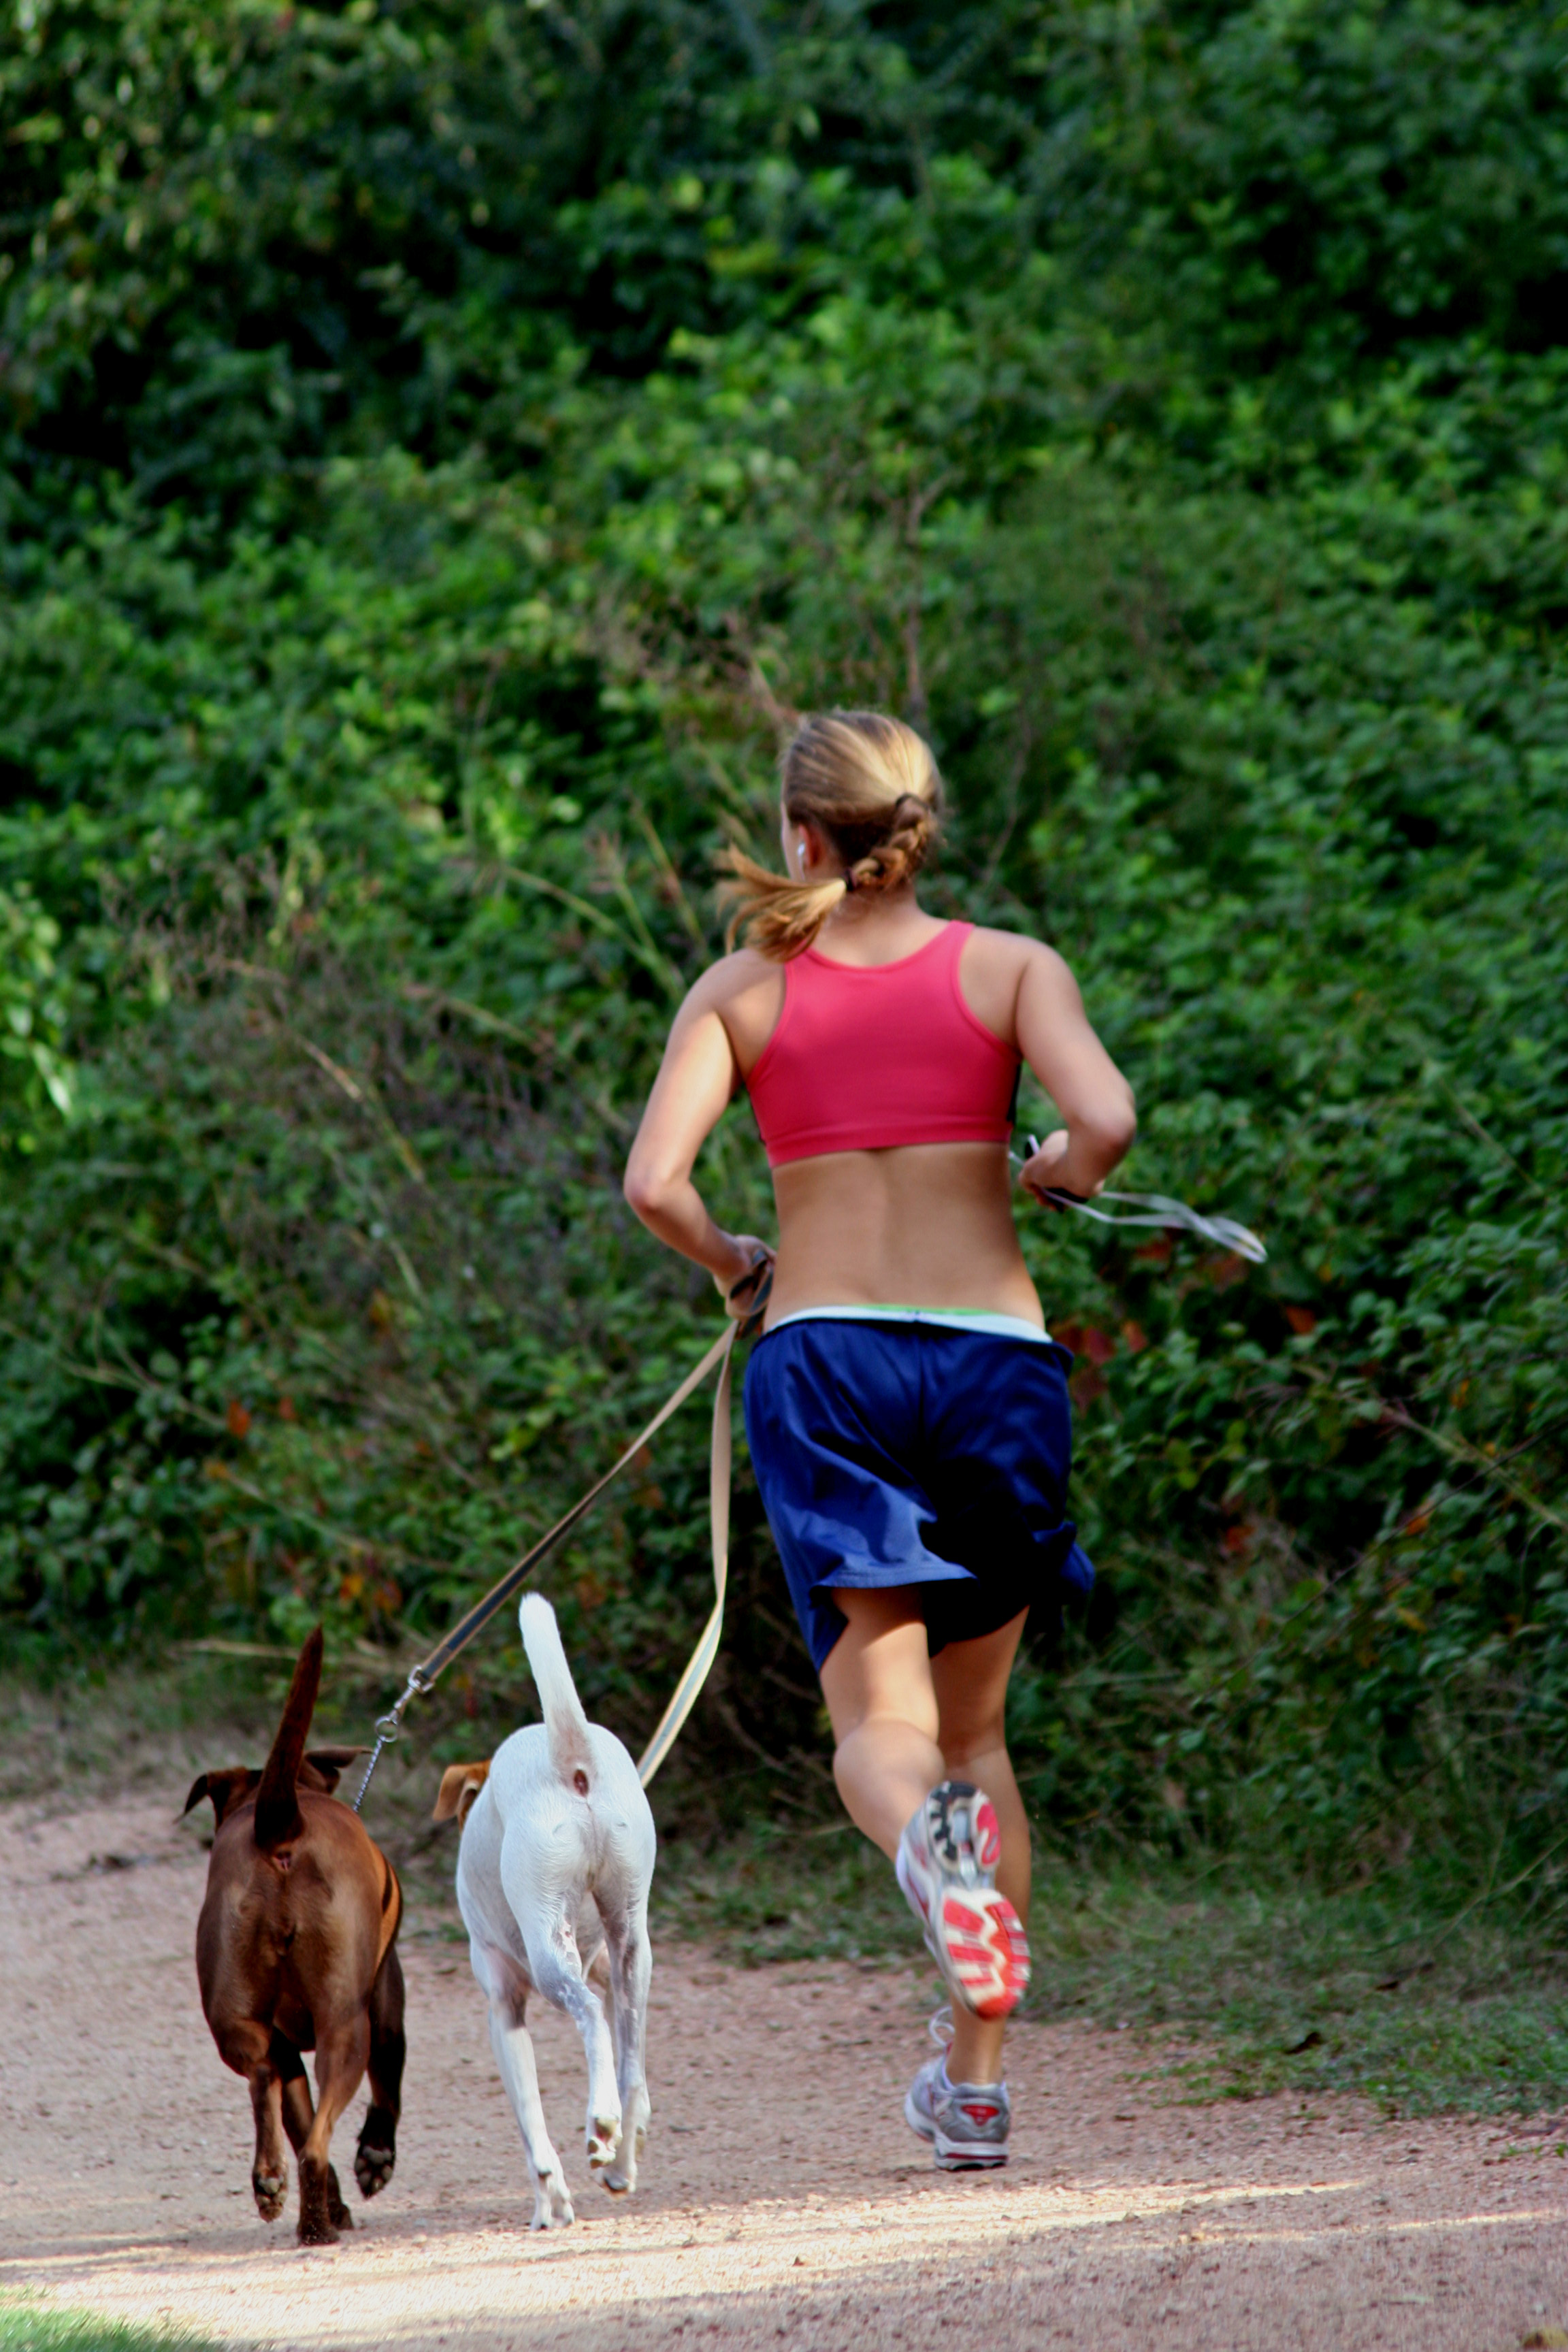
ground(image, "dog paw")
xmin=252 ymin=2168 xmax=288 ymax=2222
xmin=296 ymin=2215 xmax=342 ymax=2247
xmin=586 ymin=2113 xmax=623 ymax=2172
xmin=326 ymin=2165 xmax=355 ymax=2231
xmin=602 ymin=2099 xmax=647 ymax=2191
xmin=355 ymin=2138 xmax=396 ymax=2200
xmin=529 ymin=2179 xmax=575 ymax=2230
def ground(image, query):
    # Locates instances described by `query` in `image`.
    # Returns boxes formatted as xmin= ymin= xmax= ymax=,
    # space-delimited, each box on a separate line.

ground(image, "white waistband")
xmin=766 ymin=1305 xmax=1052 ymax=1345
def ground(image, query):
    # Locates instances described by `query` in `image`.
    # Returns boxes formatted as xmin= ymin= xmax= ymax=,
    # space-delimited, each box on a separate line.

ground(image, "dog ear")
xmin=182 ymin=1767 xmax=259 ymax=1826
xmin=432 ymin=1761 xmax=490 ymax=1827
xmin=301 ymin=1746 xmax=364 ymax=1795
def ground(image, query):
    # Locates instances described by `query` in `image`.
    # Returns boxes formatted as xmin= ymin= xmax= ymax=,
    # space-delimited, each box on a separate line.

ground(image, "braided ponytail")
xmin=719 ymin=712 xmax=943 ymax=962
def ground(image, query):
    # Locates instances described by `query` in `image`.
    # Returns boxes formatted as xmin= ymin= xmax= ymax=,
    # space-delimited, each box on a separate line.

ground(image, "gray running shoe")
xmin=904 ymin=2008 xmax=1011 ymax=2171
xmin=905 ymin=2057 xmax=1011 ymax=2170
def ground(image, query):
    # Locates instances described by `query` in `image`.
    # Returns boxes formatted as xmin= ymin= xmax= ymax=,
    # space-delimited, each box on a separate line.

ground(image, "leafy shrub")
xmin=1 ymin=3 xmax=1564 ymax=1893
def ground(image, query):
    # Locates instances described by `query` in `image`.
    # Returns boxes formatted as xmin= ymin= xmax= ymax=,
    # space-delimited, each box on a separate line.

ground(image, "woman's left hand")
xmin=1019 ymin=1130 xmax=1105 ymax=1207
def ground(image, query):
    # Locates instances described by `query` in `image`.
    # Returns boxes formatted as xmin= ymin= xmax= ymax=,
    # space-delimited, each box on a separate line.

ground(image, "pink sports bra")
xmin=745 ymin=921 xmax=1019 ymax=1169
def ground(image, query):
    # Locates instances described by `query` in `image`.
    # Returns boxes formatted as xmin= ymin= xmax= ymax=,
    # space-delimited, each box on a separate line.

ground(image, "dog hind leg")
xmin=598 ymin=1898 xmax=653 ymax=2196
xmin=212 ymin=2018 xmax=287 ymax=2223
xmin=273 ymin=2029 xmax=314 ymax=2159
xmin=270 ymin=2036 xmax=352 ymax=2233
xmin=248 ymin=2062 xmax=290 ymax=2222
xmin=355 ymin=1943 xmax=405 ymax=2200
xmin=295 ymin=2011 xmax=370 ymax=2244
xmin=520 ymin=1908 xmax=623 ymax=2181
xmin=472 ymin=1939 xmax=575 ymax=2229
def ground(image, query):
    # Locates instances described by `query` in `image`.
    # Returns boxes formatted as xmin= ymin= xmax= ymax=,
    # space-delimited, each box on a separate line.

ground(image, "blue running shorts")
xmin=742 ymin=1316 xmax=1093 ymax=1672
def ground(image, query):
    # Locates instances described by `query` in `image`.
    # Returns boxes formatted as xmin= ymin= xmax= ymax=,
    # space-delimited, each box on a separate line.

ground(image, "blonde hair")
xmin=719 ymin=710 xmax=943 ymax=961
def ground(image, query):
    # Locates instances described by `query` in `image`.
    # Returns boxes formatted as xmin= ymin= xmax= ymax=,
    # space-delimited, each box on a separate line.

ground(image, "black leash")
xmin=350 ymin=1258 xmax=772 ymax=1813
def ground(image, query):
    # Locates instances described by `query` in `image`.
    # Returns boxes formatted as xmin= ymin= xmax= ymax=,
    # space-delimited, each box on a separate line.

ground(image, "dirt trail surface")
xmin=2 ymin=1795 xmax=1565 ymax=2351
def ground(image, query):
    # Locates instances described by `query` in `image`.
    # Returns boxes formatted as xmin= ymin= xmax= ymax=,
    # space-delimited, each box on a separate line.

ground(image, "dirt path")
xmin=1 ymin=1793 xmax=1564 ymax=2351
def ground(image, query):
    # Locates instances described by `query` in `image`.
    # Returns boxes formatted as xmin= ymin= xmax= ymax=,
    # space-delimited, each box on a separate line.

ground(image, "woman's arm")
xmin=1013 ymin=943 xmax=1137 ymax=1203
xmin=623 ymin=972 xmax=772 ymax=1298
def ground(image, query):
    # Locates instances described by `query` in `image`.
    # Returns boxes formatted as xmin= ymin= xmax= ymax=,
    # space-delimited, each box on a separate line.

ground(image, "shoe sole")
xmin=934 ymin=1886 xmax=1031 ymax=2021
xmin=934 ymin=2138 xmax=1009 ymax=2171
xmin=929 ymin=1781 xmax=1002 ymax=1877
xmin=900 ymin=1786 xmax=1032 ymax=2021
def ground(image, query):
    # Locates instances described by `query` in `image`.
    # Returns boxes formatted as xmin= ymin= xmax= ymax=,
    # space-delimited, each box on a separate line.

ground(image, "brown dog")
xmin=183 ymin=1628 xmax=405 ymax=2244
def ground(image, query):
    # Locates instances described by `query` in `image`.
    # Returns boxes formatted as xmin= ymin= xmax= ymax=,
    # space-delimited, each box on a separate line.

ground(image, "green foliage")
xmin=0 ymin=881 xmax=74 ymax=1136
xmin=1 ymin=1 xmax=1565 ymax=1927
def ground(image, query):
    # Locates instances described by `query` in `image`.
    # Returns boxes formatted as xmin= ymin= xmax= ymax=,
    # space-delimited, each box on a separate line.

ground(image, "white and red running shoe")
xmin=894 ymin=1778 xmax=1030 ymax=2021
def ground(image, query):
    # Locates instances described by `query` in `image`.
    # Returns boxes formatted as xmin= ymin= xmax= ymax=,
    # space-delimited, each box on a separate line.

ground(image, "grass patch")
xmin=652 ymin=1819 xmax=1568 ymax=2119
xmin=653 ymin=1815 xmax=913 ymax=1967
xmin=1028 ymin=1861 xmax=1568 ymax=2119
xmin=0 ymin=2303 xmax=218 ymax=2351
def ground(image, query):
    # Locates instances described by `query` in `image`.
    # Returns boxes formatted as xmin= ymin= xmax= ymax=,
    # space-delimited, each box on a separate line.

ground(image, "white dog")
xmin=431 ymin=1593 xmax=656 ymax=2229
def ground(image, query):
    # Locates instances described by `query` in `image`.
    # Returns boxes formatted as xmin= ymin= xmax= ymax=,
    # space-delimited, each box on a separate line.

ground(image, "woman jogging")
xmin=624 ymin=712 xmax=1135 ymax=2170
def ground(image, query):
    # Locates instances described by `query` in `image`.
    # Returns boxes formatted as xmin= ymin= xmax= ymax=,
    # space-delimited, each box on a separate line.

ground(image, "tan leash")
xmin=350 ymin=1256 xmax=772 ymax=1812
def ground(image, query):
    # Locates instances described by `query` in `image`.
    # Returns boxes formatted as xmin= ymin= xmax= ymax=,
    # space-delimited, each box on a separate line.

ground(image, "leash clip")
xmin=350 ymin=1668 xmax=426 ymax=1815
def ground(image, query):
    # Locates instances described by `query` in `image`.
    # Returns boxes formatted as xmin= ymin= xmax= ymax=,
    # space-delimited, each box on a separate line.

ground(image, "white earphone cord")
xmin=1012 ymin=1139 xmax=1268 ymax=1265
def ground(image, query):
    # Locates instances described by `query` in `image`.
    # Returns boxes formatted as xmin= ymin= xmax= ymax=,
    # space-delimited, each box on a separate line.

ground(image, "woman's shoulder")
xmin=956 ymin=924 xmax=1075 ymax=1043
xmin=687 ymin=946 xmax=781 ymax=1002
xmin=960 ymin=921 xmax=1069 ymax=978
xmin=680 ymin=947 xmax=786 ymax=1074
xmin=677 ymin=947 xmax=786 ymax=1030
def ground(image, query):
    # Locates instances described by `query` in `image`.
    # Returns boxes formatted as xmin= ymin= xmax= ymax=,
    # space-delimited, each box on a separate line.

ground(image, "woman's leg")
xmin=818 ymin=1588 xmax=945 ymax=1858
xmin=819 ymin=1590 xmax=1030 ymax=2085
xmin=930 ymin=1607 xmax=1030 ymax=2086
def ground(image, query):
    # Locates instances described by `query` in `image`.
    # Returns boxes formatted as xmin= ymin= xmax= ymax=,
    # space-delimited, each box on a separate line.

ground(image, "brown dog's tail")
xmin=253 ymin=1627 xmax=324 ymax=1850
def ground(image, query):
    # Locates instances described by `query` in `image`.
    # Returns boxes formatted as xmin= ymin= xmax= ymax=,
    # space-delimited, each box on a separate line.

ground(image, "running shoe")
xmin=905 ymin=2013 xmax=1011 ymax=2171
xmin=894 ymin=1778 xmax=1030 ymax=2019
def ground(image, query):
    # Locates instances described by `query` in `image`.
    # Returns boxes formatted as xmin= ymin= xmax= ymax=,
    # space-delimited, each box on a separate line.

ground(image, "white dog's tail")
xmin=518 ymin=1593 xmax=594 ymax=1788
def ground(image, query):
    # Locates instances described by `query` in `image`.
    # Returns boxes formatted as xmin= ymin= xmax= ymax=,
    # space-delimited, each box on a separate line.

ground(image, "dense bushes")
xmin=1 ymin=2 xmax=1565 ymax=1881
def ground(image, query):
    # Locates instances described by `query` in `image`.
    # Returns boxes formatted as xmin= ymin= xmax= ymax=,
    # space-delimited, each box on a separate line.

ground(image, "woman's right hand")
xmin=715 ymin=1236 xmax=775 ymax=1311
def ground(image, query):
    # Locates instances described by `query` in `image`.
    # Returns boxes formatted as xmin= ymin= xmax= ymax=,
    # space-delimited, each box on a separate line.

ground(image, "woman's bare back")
xmin=698 ymin=916 xmax=1099 ymax=1328
xmin=625 ymin=871 xmax=1133 ymax=1318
